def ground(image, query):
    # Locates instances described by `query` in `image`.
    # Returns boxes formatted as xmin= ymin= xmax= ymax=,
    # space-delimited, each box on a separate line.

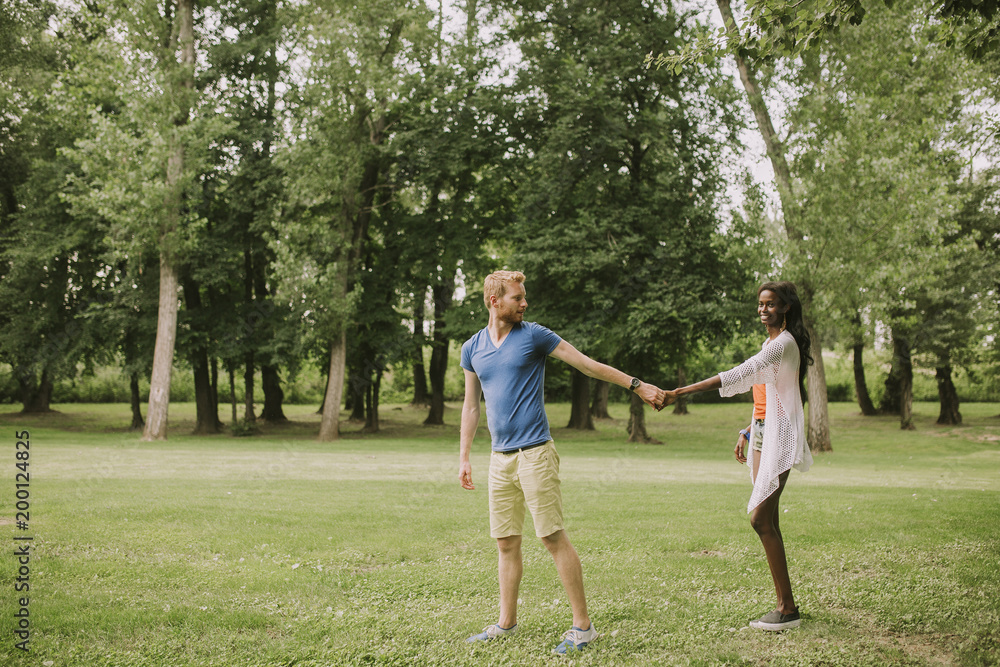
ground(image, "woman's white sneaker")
xmin=750 ymin=609 xmax=801 ymax=631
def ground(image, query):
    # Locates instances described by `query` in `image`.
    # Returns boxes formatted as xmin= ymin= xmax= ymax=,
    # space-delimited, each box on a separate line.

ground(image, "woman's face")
xmin=758 ymin=289 xmax=788 ymax=329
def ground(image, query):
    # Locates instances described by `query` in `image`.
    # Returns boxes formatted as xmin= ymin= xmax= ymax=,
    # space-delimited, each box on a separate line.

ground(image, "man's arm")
xmin=548 ymin=339 xmax=660 ymax=408
xmin=459 ymin=369 xmax=483 ymax=490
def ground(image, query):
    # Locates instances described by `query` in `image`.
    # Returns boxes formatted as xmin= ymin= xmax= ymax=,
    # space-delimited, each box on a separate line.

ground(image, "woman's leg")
xmin=749 ymin=470 xmax=796 ymax=614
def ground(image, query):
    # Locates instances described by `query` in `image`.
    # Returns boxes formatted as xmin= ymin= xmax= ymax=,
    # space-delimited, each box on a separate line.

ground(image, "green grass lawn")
xmin=1 ymin=400 xmax=998 ymax=666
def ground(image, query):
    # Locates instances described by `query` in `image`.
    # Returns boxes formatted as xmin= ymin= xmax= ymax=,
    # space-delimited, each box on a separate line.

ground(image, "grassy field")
xmin=1 ymin=400 xmax=998 ymax=666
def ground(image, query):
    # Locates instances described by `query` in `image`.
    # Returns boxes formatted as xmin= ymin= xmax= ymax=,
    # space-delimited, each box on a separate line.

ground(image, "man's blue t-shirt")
xmin=460 ymin=321 xmax=562 ymax=452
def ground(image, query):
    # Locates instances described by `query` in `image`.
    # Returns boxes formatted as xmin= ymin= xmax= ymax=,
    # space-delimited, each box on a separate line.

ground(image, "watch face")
xmin=631 ymin=378 xmax=640 ymax=390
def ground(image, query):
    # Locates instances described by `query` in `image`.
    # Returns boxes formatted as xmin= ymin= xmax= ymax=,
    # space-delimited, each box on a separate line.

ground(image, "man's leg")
xmin=487 ymin=449 xmax=524 ymax=634
xmin=497 ymin=535 xmax=522 ymax=629
xmin=541 ymin=529 xmax=590 ymax=631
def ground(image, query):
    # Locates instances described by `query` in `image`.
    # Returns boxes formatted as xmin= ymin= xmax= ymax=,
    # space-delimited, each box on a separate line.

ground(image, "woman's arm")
xmin=656 ymin=338 xmax=788 ymax=410
xmin=656 ymin=375 xmax=720 ymax=409
xmin=676 ymin=375 xmax=722 ymax=396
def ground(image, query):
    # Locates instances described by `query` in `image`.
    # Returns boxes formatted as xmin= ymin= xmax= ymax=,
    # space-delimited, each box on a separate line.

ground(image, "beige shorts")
xmin=488 ymin=440 xmax=563 ymax=538
xmin=752 ymin=419 xmax=765 ymax=452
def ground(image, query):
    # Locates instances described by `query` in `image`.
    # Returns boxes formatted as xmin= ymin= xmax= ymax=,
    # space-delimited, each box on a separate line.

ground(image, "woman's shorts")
xmin=752 ymin=419 xmax=765 ymax=452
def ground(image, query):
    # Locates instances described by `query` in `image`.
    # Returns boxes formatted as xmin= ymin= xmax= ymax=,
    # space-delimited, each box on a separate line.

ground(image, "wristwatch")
xmin=629 ymin=377 xmax=641 ymax=392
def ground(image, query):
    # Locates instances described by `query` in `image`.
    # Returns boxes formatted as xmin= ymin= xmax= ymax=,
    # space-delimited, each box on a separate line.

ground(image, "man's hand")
xmin=636 ymin=382 xmax=661 ymax=409
xmin=459 ymin=460 xmax=475 ymax=490
xmin=655 ymin=389 xmax=677 ymax=411
xmin=734 ymin=433 xmax=748 ymax=464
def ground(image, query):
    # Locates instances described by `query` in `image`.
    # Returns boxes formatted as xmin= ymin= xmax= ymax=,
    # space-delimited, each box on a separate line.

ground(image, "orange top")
xmin=752 ymin=384 xmax=766 ymax=420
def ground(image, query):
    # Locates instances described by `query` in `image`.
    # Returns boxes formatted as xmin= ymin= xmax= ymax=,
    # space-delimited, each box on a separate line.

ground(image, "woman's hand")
xmin=734 ymin=432 xmax=748 ymax=464
xmin=655 ymin=389 xmax=677 ymax=411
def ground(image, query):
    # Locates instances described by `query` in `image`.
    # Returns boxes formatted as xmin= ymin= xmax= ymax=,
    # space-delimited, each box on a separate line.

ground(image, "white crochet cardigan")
xmin=719 ymin=330 xmax=812 ymax=512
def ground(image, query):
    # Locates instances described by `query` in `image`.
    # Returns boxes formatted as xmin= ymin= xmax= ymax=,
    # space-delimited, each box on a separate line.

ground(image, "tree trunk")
xmin=880 ymin=370 xmax=902 ymax=415
xmin=183 ymin=275 xmax=219 ymax=435
xmin=567 ymin=368 xmax=595 ymax=429
xmin=626 ymin=392 xmax=661 ymax=444
xmin=412 ymin=292 xmax=430 ymax=406
xmin=900 ymin=356 xmax=915 ymax=431
xmin=228 ymin=367 xmax=238 ymax=424
xmin=673 ymin=367 xmax=689 ymax=415
xmin=879 ymin=331 xmax=905 ymax=415
xmin=129 ymin=372 xmax=145 ymax=430
xmin=348 ymin=365 xmax=366 ymax=422
xmin=804 ymin=318 xmax=832 ymax=452
xmin=364 ymin=369 xmax=382 ymax=433
xmin=19 ymin=369 xmax=54 ymax=413
xmin=318 ymin=329 xmax=347 ymax=440
xmin=936 ymin=364 xmax=962 ymax=425
xmin=253 ymin=239 xmax=284 ymax=423
xmin=210 ymin=357 xmax=222 ymax=430
xmin=853 ymin=342 xmax=878 ymax=416
xmin=261 ymin=364 xmax=287 ymax=422
xmin=850 ymin=312 xmax=877 ymax=416
xmin=591 ymin=380 xmax=611 ymax=419
xmin=888 ymin=333 xmax=915 ymax=430
xmin=243 ymin=352 xmax=255 ymax=423
xmin=317 ymin=368 xmax=328 ymax=415
xmin=424 ymin=282 xmax=452 ymax=426
xmin=144 ymin=0 xmax=193 ymax=441
xmin=143 ymin=255 xmax=180 ymax=441
xmin=191 ymin=350 xmax=218 ymax=435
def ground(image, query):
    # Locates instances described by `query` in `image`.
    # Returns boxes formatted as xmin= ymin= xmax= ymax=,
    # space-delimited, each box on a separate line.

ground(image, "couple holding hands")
xmin=458 ymin=270 xmax=813 ymax=654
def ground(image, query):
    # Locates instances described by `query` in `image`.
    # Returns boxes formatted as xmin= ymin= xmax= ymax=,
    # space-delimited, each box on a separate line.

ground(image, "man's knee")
xmin=540 ymin=529 xmax=567 ymax=552
xmin=497 ymin=535 xmax=522 ymax=555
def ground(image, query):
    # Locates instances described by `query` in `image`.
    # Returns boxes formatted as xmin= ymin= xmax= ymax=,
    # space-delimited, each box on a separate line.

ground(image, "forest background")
xmin=1 ymin=0 xmax=998 ymax=448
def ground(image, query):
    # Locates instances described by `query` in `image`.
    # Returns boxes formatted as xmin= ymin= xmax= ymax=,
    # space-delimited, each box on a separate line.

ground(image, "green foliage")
xmin=0 ymin=2 xmax=112 ymax=406
xmin=649 ymin=0 xmax=1000 ymax=71
xmin=229 ymin=417 xmax=259 ymax=436
xmin=501 ymin=0 xmax=753 ymax=382
xmin=774 ymin=0 xmax=997 ymax=382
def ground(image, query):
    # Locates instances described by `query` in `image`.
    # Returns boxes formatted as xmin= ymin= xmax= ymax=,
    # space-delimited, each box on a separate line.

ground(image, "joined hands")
xmin=654 ymin=388 xmax=678 ymax=411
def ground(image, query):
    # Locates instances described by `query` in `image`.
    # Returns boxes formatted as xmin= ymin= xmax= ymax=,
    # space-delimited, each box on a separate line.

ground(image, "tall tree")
xmin=63 ymin=1 xmax=232 ymax=437
xmin=777 ymin=0 xmax=991 ymax=429
xmin=280 ymin=0 xmax=433 ymax=440
xmin=0 ymin=1 xmax=110 ymax=413
xmin=390 ymin=0 xmax=507 ymax=427
xmin=207 ymin=0 xmax=294 ymax=427
xmin=713 ymin=0 xmax=833 ymax=452
xmin=504 ymin=0 xmax=746 ymax=441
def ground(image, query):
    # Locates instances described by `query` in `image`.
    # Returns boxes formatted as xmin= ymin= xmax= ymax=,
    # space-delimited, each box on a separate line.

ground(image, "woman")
xmin=659 ymin=281 xmax=813 ymax=631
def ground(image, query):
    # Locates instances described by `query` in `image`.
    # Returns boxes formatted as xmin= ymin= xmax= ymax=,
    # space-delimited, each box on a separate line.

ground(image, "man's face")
xmin=494 ymin=282 xmax=527 ymax=324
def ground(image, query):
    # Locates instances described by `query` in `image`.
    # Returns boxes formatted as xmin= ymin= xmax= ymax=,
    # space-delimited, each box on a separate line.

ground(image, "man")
xmin=459 ymin=270 xmax=660 ymax=654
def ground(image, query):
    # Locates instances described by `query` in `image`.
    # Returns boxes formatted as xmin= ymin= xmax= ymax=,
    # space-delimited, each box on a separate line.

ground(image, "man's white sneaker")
xmin=466 ymin=623 xmax=517 ymax=642
xmin=553 ymin=624 xmax=598 ymax=654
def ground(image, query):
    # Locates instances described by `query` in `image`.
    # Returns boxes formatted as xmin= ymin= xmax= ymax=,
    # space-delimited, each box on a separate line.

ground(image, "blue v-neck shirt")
xmin=460 ymin=321 xmax=562 ymax=452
